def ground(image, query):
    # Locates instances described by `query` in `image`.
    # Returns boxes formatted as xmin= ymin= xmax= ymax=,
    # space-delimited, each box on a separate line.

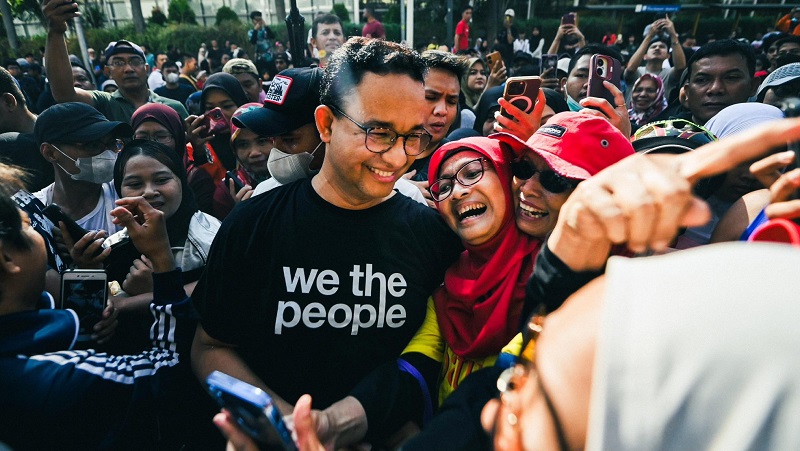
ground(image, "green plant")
xmin=82 ymin=4 xmax=106 ymax=29
xmin=384 ymin=3 xmax=400 ymax=24
xmin=332 ymin=3 xmax=349 ymax=23
xmin=149 ymin=6 xmax=168 ymax=26
xmin=215 ymin=6 xmax=239 ymax=26
xmin=168 ymin=0 xmax=197 ymax=25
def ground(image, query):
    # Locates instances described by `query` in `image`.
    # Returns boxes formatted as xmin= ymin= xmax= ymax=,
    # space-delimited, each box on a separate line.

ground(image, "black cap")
xmin=104 ymin=40 xmax=146 ymax=62
xmin=35 ymin=102 xmax=133 ymax=145
xmin=233 ymin=67 xmax=322 ymax=137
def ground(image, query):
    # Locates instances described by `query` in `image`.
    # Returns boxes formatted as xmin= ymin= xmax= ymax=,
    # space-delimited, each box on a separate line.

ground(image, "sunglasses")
xmin=511 ymin=159 xmax=578 ymax=194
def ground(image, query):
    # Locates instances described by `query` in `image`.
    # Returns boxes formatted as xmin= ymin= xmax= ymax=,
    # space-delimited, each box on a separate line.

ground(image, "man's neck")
xmin=367 ymin=17 xmax=376 ymax=23
xmin=311 ymin=169 xmax=393 ymax=211
xmin=645 ymin=59 xmax=664 ymax=72
xmin=52 ymin=175 xmax=103 ymax=220
xmin=118 ymin=84 xmax=150 ymax=107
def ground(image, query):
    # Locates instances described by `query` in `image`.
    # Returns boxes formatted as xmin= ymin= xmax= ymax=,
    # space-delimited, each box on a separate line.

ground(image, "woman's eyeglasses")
xmin=429 ymin=157 xmax=487 ymax=202
xmin=511 ymin=159 xmax=578 ymax=194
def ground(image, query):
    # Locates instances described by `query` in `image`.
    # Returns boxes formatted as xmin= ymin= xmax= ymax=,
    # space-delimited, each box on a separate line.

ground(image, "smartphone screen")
xmin=561 ymin=12 xmax=576 ymax=26
xmin=200 ymin=107 xmax=230 ymax=138
xmin=501 ymin=76 xmax=542 ymax=119
xmin=61 ymin=270 xmax=108 ymax=342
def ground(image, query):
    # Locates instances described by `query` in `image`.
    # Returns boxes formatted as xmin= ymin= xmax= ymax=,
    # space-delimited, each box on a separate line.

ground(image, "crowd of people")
xmin=3 ymin=1 xmax=800 ymax=449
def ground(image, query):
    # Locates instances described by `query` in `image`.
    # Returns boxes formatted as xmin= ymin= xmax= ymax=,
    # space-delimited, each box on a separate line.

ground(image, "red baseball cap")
xmin=493 ymin=112 xmax=634 ymax=180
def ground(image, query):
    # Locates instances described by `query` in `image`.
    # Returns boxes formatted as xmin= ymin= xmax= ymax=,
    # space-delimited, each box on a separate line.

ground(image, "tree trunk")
xmin=276 ymin=0 xmax=287 ymax=22
xmin=130 ymin=0 xmax=146 ymax=34
xmin=0 ymin=0 xmax=20 ymax=52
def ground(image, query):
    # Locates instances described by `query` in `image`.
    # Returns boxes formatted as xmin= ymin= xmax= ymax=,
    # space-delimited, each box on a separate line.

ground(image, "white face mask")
xmin=165 ymin=72 xmax=180 ymax=84
xmin=53 ymin=146 xmax=117 ymax=184
xmin=266 ymin=141 xmax=323 ymax=184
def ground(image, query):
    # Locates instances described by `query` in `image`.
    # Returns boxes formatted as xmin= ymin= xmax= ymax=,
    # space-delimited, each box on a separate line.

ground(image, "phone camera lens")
xmin=598 ymin=59 xmax=605 ymax=67
xmin=596 ymin=68 xmax=604 ymax=76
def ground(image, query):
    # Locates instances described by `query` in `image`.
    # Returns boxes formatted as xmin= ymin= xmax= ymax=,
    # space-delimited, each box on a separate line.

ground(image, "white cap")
xmin=504 ymin=8 xmax=515 ymax=17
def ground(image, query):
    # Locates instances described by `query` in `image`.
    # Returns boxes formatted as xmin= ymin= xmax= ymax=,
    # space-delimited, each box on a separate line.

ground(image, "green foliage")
xmin=149 ymin=6 xmax=168 ymax=26
xmin=83 ymin=4 xmax=106 ymax=29
xmin=215 ymin=6 xmax=239 ymax=26
xmin=332 ymin=3 xmax=349 ymax=23
xmin=384 ymin=3 xmax=400 ymax=24
xmin=8 ymin=0 xmax=44 ymax=24
xmin=168 ymin=0 xmax=197 ymax=25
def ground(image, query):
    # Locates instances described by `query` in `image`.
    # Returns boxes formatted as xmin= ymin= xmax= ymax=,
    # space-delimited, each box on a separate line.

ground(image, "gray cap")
xmin=757 ymin=62 xmax=800 ymax=98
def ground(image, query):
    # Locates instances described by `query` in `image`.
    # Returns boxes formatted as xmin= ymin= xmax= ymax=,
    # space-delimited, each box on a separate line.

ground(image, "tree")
xmin=168 ymin=0 xmax=197 ymax=25
xmin=1 ymin=0 xmax=20 ymax=51
xmin=130 ymin=0 xmax=146 ymax=34
xmin=215 ymin=6 xmax=239 ymax=25
xmin=275 ymin=0 xmax=286 ymax=25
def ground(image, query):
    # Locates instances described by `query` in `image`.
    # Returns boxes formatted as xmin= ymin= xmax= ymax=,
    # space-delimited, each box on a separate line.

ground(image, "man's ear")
xmin=559 ymin=76 xmax=567 ymax=93
xmin=315 ymin=105 xmax=334 ymax=143
xmin=40 ymin=143 xmax=58 ymax=162
xmin=0 ymin=242 xmax=22 ymax=275
xmin=104 ymin=65 xmax=111 ymax=78
xmin=0 ymin=92 xmax=18 ymax=112
xmin=749 ymin=75 xmax=759 ymax=97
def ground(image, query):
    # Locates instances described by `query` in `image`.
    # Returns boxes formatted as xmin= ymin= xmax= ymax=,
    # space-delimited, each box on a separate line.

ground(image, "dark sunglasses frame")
xmin=511 ymin=159 xmax=578 ymax=194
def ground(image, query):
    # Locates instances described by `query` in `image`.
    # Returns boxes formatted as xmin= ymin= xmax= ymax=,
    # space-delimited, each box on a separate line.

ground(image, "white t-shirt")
xmin=34 ymin=182 xmax=121 ymax=234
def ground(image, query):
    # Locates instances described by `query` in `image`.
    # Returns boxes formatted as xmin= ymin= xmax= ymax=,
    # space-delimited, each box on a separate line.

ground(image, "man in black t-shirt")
xmin=191 ymin=37 xmax=462 ymax=446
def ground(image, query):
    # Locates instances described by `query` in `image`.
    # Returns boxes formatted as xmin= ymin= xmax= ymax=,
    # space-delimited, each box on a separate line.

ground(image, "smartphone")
xmin=501 ymin=76 xmax=542 ymax=120
xmin=225 ymin=170 xmax=245 ymax=191
xmin=199 ymin=107 xmax=230 ymax=138
xmin=486 ymin=51 xmax=502 ymax=70
xmin=541 ymin=54 xmax=558 ymax=78
xmin=561 ymin=12 xmax=576 ymax=26
xmin=206 ymin=371 xmax=296 ymax=450
xmin=61 ymin=269 xmax=108 ymax=342
xmin=43 ymin=203 xmax=89 ymax=244
xmin=587 ymin=54 xmax=622 ymax=106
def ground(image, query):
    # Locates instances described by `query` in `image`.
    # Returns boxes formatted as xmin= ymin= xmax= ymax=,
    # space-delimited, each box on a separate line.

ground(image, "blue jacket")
xmin=0 ymin=270 xmax=198 ymax=449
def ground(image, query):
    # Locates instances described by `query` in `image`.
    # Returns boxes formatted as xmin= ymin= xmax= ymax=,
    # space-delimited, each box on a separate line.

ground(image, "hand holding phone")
xmin=61 ymin=269 xmax=108 ymax=342
xmin=501 ymin=76 xmax=542 ymax=120
xmin=199 ymin=107 xmax=231 ymax=138
xmin=206 ymin=371 xmax=297 ymax=450
xmin=486 ymin=51 xmax=502 ymax=71
xmin=587 ymin=54 xmax=622 ymax=106
xmin=43 ymin=203 xmax=89 ymax=244
xmin=561 ymin=12 xmax=576 ymax=26
xmin=541 ymin=54 xmax=558 ymax=79
xmin=225 ymin=170 xmax=246 ymax=192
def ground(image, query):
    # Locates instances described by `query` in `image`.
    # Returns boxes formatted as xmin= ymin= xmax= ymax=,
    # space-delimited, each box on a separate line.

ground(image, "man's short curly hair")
xmin=421 ymin=50 xmax=467 ymax=80
xmin=321 ymin=37 xmax=426 ymax=110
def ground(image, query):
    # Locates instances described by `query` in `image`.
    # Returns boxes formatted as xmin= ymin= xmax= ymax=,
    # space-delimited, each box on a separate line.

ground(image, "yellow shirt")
xmin=403 ymin=298 xmax=522 ymax=404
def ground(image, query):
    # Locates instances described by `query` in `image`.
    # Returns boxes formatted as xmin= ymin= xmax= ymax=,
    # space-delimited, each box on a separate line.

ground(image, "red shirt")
xmin=455 ymin=20 xmax=470 ymax=51
xmin=362 ymin=20 xmax=385 ymax=39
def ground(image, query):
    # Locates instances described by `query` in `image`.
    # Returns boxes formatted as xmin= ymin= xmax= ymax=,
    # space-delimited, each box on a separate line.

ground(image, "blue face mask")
xmin=566 ymin=93 xmax=583 ymax=112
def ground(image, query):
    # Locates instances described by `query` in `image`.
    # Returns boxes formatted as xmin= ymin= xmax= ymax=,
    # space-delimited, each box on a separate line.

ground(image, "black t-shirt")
xmin=154 ymin=84 xmax=196 ymax=106
xmin=193 ymin=179 xmax=462 ymax=408
xmin=0 ymin=132 xmax=54 ymax=191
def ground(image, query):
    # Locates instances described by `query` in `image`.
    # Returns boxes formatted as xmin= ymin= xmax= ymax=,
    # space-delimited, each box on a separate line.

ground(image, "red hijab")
xmin=429 ymin=137 xmax=543 ymax=359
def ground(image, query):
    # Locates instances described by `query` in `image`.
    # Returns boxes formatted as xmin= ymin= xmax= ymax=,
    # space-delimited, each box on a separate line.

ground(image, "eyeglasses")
xmin=133 ymin=133 xmax=174 ymax=144
xmin=511 ymin=159 xmax=577 ymax=194
xmin=108 ymin=58 xmax=145 ymax=68
xmin=328 ymin=105 xmax=432 ymax=156
xmin=429 ymin=158 xmax=487 ymax=202
xmin=492 ymin=309 xmax=570 ymax=450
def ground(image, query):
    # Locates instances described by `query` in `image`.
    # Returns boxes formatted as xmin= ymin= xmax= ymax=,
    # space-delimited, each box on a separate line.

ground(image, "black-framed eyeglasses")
xmin=133 ymin=132 xmax=174 ymax=144
xmin=328 ymin=105 xmax=432 ymax=156
xmin=108 ymin=57 xmax=145 ymax=68
xmin=429 ymin=157 xmax=487 ymax=202
xmin=511 ymin=159 xmax=578 ymax=194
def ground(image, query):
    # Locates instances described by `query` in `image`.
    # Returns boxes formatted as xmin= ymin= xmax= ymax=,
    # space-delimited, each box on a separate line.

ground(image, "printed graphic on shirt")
xmin=275 ymin=264 xmax=408 ymax=335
